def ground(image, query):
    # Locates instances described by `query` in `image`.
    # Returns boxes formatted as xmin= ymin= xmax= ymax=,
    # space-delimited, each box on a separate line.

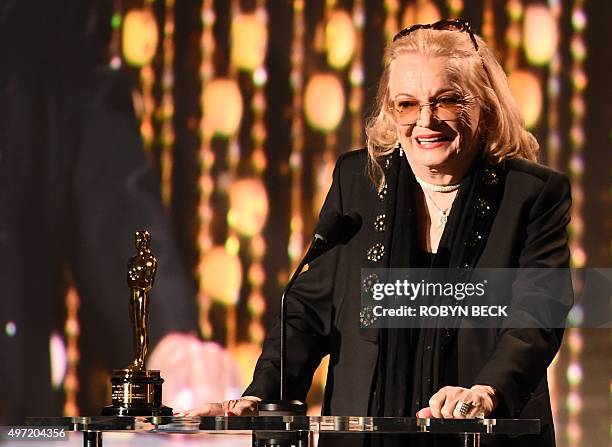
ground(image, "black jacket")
xmin=245 ymin=148 xmax=572 ymax=447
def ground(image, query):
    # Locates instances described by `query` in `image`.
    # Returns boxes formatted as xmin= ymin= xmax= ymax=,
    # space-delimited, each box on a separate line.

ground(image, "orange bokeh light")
xmin=123 ymin=9 xmax=159 ymax=67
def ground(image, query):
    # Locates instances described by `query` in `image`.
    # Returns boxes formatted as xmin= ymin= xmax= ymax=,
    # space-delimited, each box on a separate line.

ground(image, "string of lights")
xmin=564 ymin=327 xmax=584 ymax=446
xmin=287 ymin=0 xmax=304 ymax=276
xmin=138 ymin=63 xmax=155 ymax=152
xmin=542 ymin=0 xmax=564 ymax=429
xmin=309 ymin=0 xmax=344 ymax=218
xmin=546 ymin=0 xmax=562 ymax=170
xmin=160 ymin=0 xmax=176 ymax=205
xmin=349 ymin=0 xmax=365 ymax=149
xmin=383 ymin=0 xmax=400 ymax=47
xmin=564 ymin=1 xmax=588 ymax=444
xmin=322 ymin=0 xmax=339 ymax=176
xmin=196 ymin=0 xmax=216 ymax=339
xmin=568 ymin=1 xmax=587 ymax=270
xmin=135 ymin=1 xmax=158 ymax=153
xmin=504 ymin=0 xmax=522 ymax=70
xmin=244 ymin=0 xmax=269 ymax=346
xmin=62 ymin=285 xmax=80 ymax=416
xmin=223 ymin=0 xmax=243 ymax=351
xmin=482 ymin=0 xmax=496 ymax=51
xmin=288 ymin=0 xmax=306 ymax=269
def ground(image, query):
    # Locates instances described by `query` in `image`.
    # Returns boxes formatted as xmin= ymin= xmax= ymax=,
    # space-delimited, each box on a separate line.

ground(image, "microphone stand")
xmin=254 ymin=213 xmax=360 ymax=447
xmin=258 ymin=236 xmax=325 ymax=417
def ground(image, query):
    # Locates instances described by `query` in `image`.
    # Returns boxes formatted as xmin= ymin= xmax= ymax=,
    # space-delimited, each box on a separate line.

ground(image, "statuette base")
xmin=101 ymin=368 xmax=172 ymax=416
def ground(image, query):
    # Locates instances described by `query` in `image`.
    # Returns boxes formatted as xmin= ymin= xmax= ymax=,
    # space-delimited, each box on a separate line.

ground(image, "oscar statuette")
xmin=101 ymin=230 xmax=172 ymax=416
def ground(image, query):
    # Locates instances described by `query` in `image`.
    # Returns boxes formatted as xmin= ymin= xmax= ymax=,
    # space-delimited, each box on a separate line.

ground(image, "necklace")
xmin=421 ymin=188 xmax=458 ymax=228
xmin=414 ymin=175 xmax=461 ymax=193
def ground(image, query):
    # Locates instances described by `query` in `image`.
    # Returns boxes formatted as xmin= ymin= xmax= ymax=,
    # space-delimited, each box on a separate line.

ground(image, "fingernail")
xmin=226 ymin=411 xmax=236 ymax=416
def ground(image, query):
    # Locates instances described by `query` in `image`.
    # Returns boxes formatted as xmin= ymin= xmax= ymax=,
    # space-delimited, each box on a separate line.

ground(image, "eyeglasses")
xmin=388 ymin=94 xmax=475 ymax=126
xmin=393 ymin=19 xmax=479 ymax=52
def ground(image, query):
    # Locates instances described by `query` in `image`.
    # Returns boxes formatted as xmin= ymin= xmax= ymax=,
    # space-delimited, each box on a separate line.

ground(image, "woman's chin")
xmin=406 ymin=146 xmax=456 ymax=171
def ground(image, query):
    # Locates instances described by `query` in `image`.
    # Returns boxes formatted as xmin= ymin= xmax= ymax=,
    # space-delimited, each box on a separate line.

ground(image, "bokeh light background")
xmin=54 ymin=1 xmax=609 ymax=446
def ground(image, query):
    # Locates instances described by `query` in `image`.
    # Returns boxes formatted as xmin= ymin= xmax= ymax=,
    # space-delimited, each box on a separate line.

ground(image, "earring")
xmin=395 ymin=141 xmax=403 ymax=156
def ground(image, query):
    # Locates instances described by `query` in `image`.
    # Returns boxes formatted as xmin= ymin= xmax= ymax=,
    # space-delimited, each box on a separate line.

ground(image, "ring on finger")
xmin=455 ymin=401 xmax=473 ymax=416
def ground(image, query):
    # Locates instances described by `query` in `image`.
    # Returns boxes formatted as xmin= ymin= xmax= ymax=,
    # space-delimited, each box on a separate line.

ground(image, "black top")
xmin=415 ymin=250 xmax=436 ymax=267
xmin=371 ymin=249 xmax=458 ymax=418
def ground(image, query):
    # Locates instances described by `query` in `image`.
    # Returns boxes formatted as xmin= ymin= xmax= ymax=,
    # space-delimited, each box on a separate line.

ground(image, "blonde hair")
xmin=365 ymin=28 xmax=539 ymax=187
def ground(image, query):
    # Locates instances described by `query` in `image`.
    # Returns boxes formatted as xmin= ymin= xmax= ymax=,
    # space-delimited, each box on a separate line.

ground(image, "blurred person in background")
xmin=0 ymin=0 xmax=236 ymax=424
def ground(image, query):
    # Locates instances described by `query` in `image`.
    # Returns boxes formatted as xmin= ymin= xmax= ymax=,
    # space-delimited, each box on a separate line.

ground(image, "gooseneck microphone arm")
xmin=278 ymin=211 xmax=362 ymax=403
xmin=257 ymin=212 xmax=360 ymax=447
xmin=279 ymin=234 xmax=327 ymax=400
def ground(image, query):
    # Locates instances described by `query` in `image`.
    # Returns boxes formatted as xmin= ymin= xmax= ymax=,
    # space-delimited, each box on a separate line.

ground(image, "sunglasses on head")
xmin=393 ymin=19 xmax=479 ymax=52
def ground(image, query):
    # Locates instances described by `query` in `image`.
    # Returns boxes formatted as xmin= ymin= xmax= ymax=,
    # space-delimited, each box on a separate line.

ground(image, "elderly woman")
xmin=183 ymin=19 xmax=571 ymax=447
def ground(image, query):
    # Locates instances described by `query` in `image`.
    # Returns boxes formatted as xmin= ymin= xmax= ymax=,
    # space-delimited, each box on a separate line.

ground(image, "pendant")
xmin=438 ymin=212 xmax=448 ymax=228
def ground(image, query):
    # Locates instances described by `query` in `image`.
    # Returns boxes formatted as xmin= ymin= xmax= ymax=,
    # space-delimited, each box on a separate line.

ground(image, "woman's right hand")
xmin=174 ymin=396 xmax=261 ymax=417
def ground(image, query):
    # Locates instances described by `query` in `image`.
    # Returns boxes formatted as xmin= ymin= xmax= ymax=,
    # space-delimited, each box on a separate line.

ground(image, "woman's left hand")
xmin=417 ymin=385 xmax=498 ymax=419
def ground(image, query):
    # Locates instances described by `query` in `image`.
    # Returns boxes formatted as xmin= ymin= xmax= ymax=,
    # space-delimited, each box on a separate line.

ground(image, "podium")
xmin=27 ymin=415 xmax=539 ymax=447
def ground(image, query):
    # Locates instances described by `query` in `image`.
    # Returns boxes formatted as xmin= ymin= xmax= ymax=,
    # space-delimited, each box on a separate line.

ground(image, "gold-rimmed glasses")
xmin=388 ymin=94 xmax=476 ymax=126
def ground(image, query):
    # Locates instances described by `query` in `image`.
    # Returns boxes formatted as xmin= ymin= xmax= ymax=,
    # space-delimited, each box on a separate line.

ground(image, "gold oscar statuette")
xmin=102 ymin=230 xmax=172 ymax=416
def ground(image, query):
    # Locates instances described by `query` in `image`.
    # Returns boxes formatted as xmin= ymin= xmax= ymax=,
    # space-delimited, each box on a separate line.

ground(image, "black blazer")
xmin=245 ymin=148 xmax=572 ymax=447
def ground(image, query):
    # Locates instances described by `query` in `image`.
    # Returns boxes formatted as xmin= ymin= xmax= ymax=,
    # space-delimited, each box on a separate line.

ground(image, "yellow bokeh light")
xmin=307 ymin=354 xmax=330 ymax=415
xmin=248 ymin=263 xmax=265 ymax=286
xmin=304 ymin=74 xmax=345 ymax=132
xmin=325 ymin=10 xmax=356 ymax=69
xmin=311 ymin=354 xmax=329 ymax=390
xmin=402 ymin=1 xmax=441 ymax=28
xmin=250 ymin=234 xmax=266 ymax=258
xmin=202 ymin=79 xmax=243 ymax=137
xmin=228 ymin=179 xmax=269 ymax=237
xmin=231 ymin=13 xmax=268 ymax=71
xmin=224 ymin=236 xmax=240 ymax=256
xmin=200 ymin=246 xmax=242 ymax=306
xmin=570 ymin=244 xmax=587 ymax=268
xmin=246 ymin=292 xmax=266 ymax=316
xmin=508 ymin=70 xmax=542 ymax=129
xmin=123 ymin=9 xmax=159 ymax=67
xmin=232 ymin=343 xmax=263 ymax=389
xmin=313 ymin=160 xmax=335 ymax=215
xmin=248 ymin=322 xmax=265 ymax=345
xmin=523 ymin=5 xmax=558 ymax=66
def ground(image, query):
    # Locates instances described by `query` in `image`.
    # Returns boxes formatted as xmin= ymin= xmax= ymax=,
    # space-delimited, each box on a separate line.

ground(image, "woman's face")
xmin=388 ymin=53 xmax=481 ymax=183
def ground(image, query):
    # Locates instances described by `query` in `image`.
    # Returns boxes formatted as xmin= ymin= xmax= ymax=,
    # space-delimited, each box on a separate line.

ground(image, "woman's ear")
xmin=476 ymin=110 xmax=489 ymax=141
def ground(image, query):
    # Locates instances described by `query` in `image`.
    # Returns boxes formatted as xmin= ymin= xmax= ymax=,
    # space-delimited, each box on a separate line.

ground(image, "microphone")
xmin=258 ymin=211 xmax=362 ymax=417
xmin=307 ymin=211 xmax=362 ymax=262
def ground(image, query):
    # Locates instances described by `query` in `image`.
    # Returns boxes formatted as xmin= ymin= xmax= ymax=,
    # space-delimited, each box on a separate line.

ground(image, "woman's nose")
xmin=415 ymin=103 xmax=435 ymax=128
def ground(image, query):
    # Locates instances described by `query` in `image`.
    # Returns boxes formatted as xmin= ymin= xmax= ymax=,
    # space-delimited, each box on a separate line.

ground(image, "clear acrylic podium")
xmin=28 ymin=415 xmax=540 ymax=447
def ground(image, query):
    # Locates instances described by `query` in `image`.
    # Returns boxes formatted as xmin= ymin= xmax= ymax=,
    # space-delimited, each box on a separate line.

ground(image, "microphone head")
xmin=337 ymin=212 xmax=362 ymax=244
xmin=312 ymin=211 xmax=362 ymax=250
xmin=313 ymin=211 xmax=342 ymax=246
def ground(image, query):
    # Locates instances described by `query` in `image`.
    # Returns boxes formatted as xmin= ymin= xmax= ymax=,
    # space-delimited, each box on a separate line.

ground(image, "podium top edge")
xmin=25 ymin=416 xmax=540 ymax=435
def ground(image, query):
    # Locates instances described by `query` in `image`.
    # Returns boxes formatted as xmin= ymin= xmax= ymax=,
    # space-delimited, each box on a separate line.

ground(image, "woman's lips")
xmin=414 ymin=133 xmax=453 ymax=149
